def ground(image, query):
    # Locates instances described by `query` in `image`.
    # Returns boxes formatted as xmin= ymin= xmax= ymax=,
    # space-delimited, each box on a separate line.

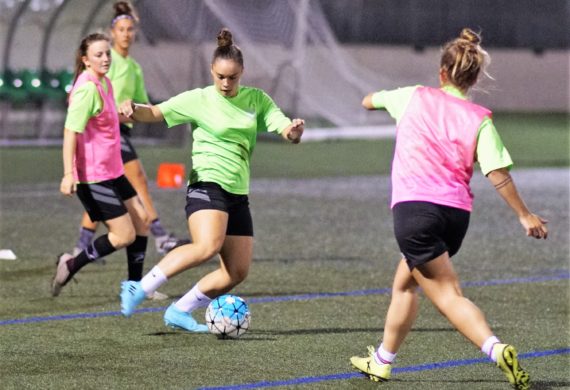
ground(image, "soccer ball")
xmin=205 ymin=294 xmax=251 ymax=339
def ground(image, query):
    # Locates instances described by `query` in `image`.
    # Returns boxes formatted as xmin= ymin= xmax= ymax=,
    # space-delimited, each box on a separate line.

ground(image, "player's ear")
xmin=439 ymin=68 xmax=448 ymax=85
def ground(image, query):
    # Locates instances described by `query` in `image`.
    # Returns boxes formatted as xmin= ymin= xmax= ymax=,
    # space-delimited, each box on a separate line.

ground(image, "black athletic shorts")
xmin=185 ymin=182 xmax=253 ymax=236
xmin=76 ymin=175 xmax=137 ymax=222
xmin=393 ymin=201 xmax=470 ymax=270
xmin=120 ymin=124 xmax=138 ymax=163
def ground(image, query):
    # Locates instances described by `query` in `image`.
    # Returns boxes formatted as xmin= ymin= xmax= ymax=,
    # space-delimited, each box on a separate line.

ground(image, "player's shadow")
xmin=146 ymin=330 xmax=214 ymax=337
xmin=252 ymin=256 xmax=364 ymax=264
xmin=144 ymin=327 xmax=455 ymax=340
xmin=398 ymin=378 xmax=570 ymax=389
xmin=531 ymin=381 xmax=570 ymax=389
xmin=251 ymin=326 xmax=454 ymax=336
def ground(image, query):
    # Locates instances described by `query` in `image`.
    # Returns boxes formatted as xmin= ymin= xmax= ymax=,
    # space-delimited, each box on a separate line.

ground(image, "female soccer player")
xmin=118 ymin=28 xmax=305 ymax=332
xmin=350 ymin=29 xmax=547 ymax=390
xmin=53 ymin=33 xmax=150 ymax=296
xmin=71 ymin=1 xmax=180 ymax=262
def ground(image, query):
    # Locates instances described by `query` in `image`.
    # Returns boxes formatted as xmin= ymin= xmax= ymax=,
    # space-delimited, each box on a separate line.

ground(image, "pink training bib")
xmin=391 ymin=86 xmax=491 ymax=211
xmin=70 ymin=72 xmax=123 ymax=182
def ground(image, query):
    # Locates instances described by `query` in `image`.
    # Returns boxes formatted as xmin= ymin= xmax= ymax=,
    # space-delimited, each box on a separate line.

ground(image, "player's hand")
xmin=118 ymin=99 xmax=135 ymax=118
xmin=287 ymin=118 xmax=305 ymax=144
xmin=60 ymin=174 xmax=76 ymax=196
xmin=519 ymin=213 xmax=548 ymax=239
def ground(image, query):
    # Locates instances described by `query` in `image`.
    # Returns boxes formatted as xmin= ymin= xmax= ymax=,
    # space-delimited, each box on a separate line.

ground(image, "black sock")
xmin=127 ymin=235 xmax=148 ymax=281
xmin=68 ymin=235 xmax=116 ymax=276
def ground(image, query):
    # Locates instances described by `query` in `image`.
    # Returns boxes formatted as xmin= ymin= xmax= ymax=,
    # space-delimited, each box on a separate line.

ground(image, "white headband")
xmin=111 ymin=14 xmax=134 ymax=27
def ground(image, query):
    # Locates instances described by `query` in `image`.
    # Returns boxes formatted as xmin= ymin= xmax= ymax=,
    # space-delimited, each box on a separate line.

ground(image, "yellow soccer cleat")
xmin=495 ymin=344 xmax=530 ymax=390
xmin=350 ymin=345 xmax=392 ymax=382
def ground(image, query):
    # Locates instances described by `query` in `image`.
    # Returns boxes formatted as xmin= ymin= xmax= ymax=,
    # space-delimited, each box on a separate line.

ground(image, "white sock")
xmin=481 ymin=335 xmax=501 ymax=362
xmin=174 ymin=284 xmax=211 ymax=313
xmin=140 ymin=266 xmax=167 ymax=295
xmin=374 ymin=343 xmax=397 ymax=365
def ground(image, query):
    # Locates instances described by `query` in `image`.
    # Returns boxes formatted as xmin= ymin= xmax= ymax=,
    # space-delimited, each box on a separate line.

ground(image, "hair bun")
xmin=113 ymin=1 xmax=132 ymax=16
xmin=217 ymin=28 xmax=233 ymax=48
xmin=460 ymin=28 xmax=481 ymax=44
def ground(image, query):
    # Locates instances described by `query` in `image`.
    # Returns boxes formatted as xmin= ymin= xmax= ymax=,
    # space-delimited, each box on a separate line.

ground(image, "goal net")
xmin=136 ymin=0 xmax=398 ymax=129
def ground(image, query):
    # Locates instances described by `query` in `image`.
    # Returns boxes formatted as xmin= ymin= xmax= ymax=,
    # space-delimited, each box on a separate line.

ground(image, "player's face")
xmin=82 ymin=40 xmax=112 ymax=78
xmin=211 ymin=59 xmax=243 ymax=97
xmin=111 ymin=18 xmax=136 ymax=52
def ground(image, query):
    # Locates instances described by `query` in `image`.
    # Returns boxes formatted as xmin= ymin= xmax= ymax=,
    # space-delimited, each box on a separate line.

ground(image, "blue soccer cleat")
xmin=120 ymin=280 xmax=146 ymax=317
xmin=164 ymin=304 xmax=208 ymax=333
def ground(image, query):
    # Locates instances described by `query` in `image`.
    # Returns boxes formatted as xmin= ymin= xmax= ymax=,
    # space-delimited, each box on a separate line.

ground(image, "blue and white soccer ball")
xmin=205 ymin=294 xmax=251 ymax=339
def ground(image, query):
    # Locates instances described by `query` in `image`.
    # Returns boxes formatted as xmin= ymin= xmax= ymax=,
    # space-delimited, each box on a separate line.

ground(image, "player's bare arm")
xmin=118 ymin=99 xmax=164 ymax=123
xmin=60 ymin=128 xmax=77 ymax=196
xmin=487 ymin=167 xmax=548 ymax=239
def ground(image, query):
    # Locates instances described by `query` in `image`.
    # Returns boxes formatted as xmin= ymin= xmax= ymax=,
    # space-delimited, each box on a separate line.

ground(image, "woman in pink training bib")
xmin=70 ymin=1 xmax=181 ymax=262
xmin=53 ymin=33 xmax=149 ymax=296
xmin=350 ymin=28 xmax=547 ymax=390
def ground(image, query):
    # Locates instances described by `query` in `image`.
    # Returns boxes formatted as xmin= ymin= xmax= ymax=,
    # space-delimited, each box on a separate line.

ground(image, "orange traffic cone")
xmin=157 ymin=163 xmax=186 ymax=189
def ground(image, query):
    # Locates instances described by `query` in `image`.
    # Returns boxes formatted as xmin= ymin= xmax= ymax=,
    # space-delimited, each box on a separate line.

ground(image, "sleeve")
xmin=157 ymin=89 xmax=200 ymax=128
xmin=256 ymin=90 xmax=292 ymax=134
xmin=371 ymin=85 xmax=418 ymax=124
xmin=64 ymin=82 xmax=102 ymax=133
xmin=133 ymin=64 xmax=149 ymax=104
xmin=476 ymin=116 xmax=514 ymax=175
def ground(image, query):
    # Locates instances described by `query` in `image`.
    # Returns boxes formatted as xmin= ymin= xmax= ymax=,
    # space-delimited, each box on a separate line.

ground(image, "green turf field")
xmin=0 ymin=113 xmax=568 ymax=389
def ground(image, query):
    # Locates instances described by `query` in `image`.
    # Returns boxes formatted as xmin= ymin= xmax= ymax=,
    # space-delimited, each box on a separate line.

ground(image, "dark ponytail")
xmin=72 ymin=33 xmax=110 ymax=84
xmin=111 ymin=1 xmax=138 ymax=27
xmin=211 ymin=28 xmax=244 ymax=67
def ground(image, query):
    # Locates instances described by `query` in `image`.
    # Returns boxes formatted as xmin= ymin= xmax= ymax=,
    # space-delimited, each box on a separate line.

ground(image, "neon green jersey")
xmin=107 ymin=48 xmax=149 ymax=105
xmin=372 ymin=85 xmax=513 ymax=175
xmin=158 ymin=85 xmax=292 ymax=194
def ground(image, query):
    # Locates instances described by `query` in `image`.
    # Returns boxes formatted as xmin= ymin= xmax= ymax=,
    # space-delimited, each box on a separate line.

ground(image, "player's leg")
xmin=413 ymin=253 xmax=492 ymax=346
xmin=72 ymin=211 xmax=99 ymax=256
xmin=382 ymin=258 xmax=419 ymax=353
xmin=52 ymin=180 xmax=135 ymax=296
xmin=52 ymin=214 xmax=134 ymax=297
xmin=163 ymin=235 xmax=252 ymax=332
xmin=199 ymin=235 xmax=253 ymax=296
xmin=123 ymin=154 xmax=180 ymax=254
xmin=412 ymin=253 xmax=529 ymax=389
xmin=351 ymin=258 xmax=418 ymax=381
xmin=122 ymin=192 xmax=150 ymax=282
xmin=120 ymin=209 xmax=227 ymax=316
xmin=162 ymin=190 xmax=252 ymax=331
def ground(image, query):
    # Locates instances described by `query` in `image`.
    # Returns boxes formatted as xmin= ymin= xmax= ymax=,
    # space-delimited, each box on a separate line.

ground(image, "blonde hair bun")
xmin=460 ymin=28 xmax=481 ymax=45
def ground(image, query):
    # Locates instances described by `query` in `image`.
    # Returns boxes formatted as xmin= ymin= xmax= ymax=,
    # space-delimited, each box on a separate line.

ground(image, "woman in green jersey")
xmin=70 ymin=1 xmax=181 ymax=267
xmin=118 ymin=28 xmax=305 ymax=331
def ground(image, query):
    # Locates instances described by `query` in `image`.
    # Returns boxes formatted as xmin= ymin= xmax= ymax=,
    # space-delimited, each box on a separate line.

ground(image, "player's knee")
xmin=194 ymin=241 xmax=223 ymax=260
xmin=229 ymin=266 xmax=249 ymax=286
xmin=113 ymin=226 xmax=136 ymax=248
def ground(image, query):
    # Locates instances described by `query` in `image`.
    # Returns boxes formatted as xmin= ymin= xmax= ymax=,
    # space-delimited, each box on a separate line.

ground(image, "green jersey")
xmin=372 ymin=85 xmax=513 ymax=175
xmin=107 ymin=48 xmax=149 ymax=105
xmin=158 ymin=85 xmax=292 ymax=194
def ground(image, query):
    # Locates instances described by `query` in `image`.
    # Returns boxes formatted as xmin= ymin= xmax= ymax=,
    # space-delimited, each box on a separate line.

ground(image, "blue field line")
xmin=1 ymin=270 xmax=568 ymax=326
xmin=196 ymin=348 xmax=570 ymax=390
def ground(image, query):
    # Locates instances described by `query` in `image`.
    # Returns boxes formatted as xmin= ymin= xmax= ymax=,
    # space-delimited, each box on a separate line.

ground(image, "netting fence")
xmin=0 ymin=0 xmax=403 ymax=146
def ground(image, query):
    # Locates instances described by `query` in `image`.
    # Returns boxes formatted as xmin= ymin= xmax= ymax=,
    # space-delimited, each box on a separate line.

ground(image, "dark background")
xmin=318 ymin=0 xmax=569 ymax=49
